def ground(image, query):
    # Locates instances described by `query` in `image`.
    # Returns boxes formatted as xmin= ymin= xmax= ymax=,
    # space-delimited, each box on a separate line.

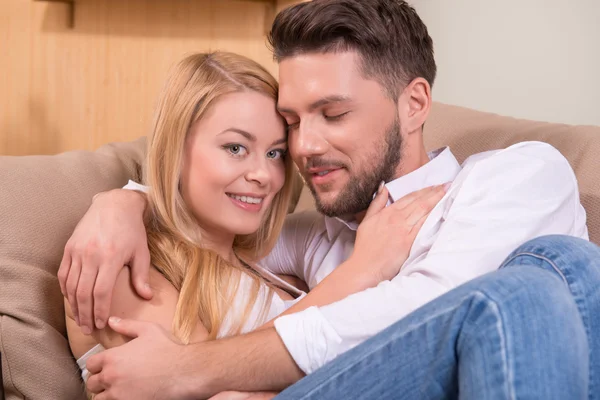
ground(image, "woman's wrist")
xmin=339 ymin=255 xmax=384 ymax=290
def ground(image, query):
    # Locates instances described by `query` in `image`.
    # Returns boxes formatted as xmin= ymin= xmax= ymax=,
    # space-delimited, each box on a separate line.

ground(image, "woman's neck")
xmin=199 ymin=230 xmax=237 ymax=263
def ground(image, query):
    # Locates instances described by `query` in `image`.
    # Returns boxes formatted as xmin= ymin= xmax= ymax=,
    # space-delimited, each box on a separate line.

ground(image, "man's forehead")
xmin=277 ymin=52 xmax=364 ymax=108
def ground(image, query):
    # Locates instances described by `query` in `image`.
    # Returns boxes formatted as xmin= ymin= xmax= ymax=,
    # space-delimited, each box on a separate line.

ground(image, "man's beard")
xmin=308 ymin=115 xmax=403 ymax=217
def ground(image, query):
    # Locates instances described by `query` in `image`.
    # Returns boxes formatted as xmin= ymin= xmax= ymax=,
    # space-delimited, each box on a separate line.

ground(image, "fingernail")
xmin=443 ymin=182 xmax=452 ymax=192
xmin=145 ymin=282 xmax=151 ymax=291
xmin=378 ymin=181 xmax=385 ymax=194
xmin=82 ymin=326 xmax=92 ymax=335
xmin=96 ymin=319 xmax=105 ymax=329
xmin=109 ymin=316 xmax=121 ymax=324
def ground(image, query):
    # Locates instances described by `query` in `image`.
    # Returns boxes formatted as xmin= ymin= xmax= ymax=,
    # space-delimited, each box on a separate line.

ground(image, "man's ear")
xmin=397 ymin=77 xmax=432 ymax=134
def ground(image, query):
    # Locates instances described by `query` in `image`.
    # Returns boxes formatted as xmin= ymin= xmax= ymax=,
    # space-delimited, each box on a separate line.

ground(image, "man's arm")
xmin=85 ymin=319 xmax=302 ymax=399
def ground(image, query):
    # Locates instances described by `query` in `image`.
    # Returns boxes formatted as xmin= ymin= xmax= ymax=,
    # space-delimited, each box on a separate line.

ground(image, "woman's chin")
xmin=228 ymin=221 xmax=262 ymax=237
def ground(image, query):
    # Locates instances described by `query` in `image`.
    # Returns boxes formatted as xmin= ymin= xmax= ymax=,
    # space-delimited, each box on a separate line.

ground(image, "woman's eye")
xmin=224 ymin=144 xmax=248 ymax=157
xmin=267 ymin=149 xmax=286 ymax=160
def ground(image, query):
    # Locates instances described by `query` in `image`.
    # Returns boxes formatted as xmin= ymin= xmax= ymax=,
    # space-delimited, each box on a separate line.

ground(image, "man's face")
xmin=278 ymin=51 xmax=403 ymax=217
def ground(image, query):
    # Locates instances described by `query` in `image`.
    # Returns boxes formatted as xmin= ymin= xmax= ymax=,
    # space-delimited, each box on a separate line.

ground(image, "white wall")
xmin=411 ymin=0 xmax=600 ymax=126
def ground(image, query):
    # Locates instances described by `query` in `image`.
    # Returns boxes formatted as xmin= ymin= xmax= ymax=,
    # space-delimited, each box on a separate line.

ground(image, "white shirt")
xmin=261 ymin=141 xmax=588 ymax=374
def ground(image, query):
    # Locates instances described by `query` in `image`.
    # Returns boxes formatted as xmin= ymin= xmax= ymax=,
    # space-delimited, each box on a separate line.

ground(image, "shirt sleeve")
xmin=274 ymin=141 xmax=587 ymax=374
xmin=259 ymin=211 xmax=324 ymax=282
xmin=122 ymin=180 xmax=149 ymax=193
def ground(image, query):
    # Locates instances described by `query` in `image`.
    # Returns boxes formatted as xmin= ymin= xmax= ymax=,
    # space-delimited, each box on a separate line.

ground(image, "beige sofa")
xmin=1 ymin=102 xmax=599 ymax=399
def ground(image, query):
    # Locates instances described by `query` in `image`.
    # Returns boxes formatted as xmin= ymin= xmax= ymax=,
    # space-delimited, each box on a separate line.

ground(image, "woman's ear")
xmin=397 ymin=77 xmax=432 ymax=134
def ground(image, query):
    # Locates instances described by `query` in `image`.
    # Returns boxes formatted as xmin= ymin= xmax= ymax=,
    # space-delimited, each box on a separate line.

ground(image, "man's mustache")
xmin=303 ymin=158 xmax=347 ymax=170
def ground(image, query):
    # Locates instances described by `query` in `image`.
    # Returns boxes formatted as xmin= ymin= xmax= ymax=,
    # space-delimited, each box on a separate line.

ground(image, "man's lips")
xmin=307 ymin=167 xmax=344 ymax=185
xmin=307 ymin=166 xmax=342 ymax=175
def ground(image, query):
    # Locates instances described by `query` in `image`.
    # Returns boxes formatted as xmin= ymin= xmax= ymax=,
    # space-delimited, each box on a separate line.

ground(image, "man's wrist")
xmin=175 ymin=329 xmax=303 ymax=398
xmin=95 ymin=188 xmax=149 ymax=219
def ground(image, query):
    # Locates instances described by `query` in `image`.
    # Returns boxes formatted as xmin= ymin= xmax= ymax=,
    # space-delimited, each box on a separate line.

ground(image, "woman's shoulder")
xmin=91 ymin=266 xmax=182 ymax=348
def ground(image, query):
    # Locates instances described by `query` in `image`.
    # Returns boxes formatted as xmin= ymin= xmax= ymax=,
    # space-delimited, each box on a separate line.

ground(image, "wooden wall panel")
xmin=0 ymin=0 xmax=302 ymax=156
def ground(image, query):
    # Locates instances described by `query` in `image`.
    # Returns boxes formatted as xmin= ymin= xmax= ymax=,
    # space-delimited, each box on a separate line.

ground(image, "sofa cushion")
xmin=0 ymin=138 xmax=145 ymax=400
xmin=294 ymin=102 xmax=600 ymax=245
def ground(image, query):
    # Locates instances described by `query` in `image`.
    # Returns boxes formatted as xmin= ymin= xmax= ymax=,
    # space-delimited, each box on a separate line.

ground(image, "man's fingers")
xmin=86 ymin=352 xmax=105 ymax=375
xmin=57 ymin=249 xmax=72 ymax=297
xmin=107 ymin=317 xmax=151 ymax=339
xmin=76 ymin=265 xmax=99 ymax=335
xmin=364 ymin=182 xmax=389 ymax=220
xmin=93 ymin=264 xmax=122 ymax=329
xmin=65 ymin=260 xmax=82 ymax=325
xmin=130 ymin=248 xmax=153 ymax=300
xmin=86 ymin=373 xmax=105 ymax=395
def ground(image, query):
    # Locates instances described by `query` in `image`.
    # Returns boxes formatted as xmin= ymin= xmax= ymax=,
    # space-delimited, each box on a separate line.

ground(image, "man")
xmin=59 ymin=1 xmax=600 ymax=399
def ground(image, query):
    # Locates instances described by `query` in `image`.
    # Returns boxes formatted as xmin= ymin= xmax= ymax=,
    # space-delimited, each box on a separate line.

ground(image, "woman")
xmin=65 ymin=51 xmax=304 ymax=390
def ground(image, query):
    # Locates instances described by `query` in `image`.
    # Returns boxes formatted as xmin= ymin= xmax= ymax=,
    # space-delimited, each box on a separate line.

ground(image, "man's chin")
xmin=313 ymin=193 xmax=346 ymax=217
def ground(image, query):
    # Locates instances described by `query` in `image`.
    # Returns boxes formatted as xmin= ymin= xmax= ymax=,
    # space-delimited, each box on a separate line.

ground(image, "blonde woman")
xmin=65 ymin=52 xmax=305 ymax=391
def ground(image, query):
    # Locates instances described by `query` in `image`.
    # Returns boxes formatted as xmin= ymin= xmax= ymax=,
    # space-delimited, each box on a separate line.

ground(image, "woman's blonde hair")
xmin=144 ymin=52 xmax=297 ymax=342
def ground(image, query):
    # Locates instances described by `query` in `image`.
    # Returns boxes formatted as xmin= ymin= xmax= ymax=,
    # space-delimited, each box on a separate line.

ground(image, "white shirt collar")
xmin=324 ymin=147 xmax=461 ymax=240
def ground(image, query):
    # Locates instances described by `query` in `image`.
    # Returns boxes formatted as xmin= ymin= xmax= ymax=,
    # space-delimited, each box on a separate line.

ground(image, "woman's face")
xmin=180 ymin=91 xmax=287 ymax=242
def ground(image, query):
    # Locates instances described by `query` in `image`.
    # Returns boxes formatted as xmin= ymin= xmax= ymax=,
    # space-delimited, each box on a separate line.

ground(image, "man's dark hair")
xmin=268 ymin=0 xmax=436 ymax=98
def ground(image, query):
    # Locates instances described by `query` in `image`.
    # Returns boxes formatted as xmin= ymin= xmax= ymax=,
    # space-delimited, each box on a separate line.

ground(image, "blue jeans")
xmin=277 ymin=235 xmax=600 ymax=400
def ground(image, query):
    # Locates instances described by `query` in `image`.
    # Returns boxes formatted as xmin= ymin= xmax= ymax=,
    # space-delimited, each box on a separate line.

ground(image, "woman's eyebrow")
xmin=218 ymin=128 xmax=256 ymax=141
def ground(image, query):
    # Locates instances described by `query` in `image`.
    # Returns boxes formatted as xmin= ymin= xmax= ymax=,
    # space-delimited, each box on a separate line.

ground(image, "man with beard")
xmin=60 ymin=1 xmax=600 ymax=399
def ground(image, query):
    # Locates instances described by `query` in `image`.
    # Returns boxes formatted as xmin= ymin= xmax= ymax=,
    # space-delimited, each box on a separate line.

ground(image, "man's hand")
xmin=86 ymin=317 xmax=189 ymax=400
xmin=351 ymin=183 xmax=448 ymax=282
xmin=58 ymin=189 xmax=152 ymax=334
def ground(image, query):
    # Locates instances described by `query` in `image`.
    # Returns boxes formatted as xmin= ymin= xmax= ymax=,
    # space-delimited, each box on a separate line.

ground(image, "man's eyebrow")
xmin=277 ymin=95 xmax=352 ymax=114
xmin=218 ymin=128 xmax=256 ymax=141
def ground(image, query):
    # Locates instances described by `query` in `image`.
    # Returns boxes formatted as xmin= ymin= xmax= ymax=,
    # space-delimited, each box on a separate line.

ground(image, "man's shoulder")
xmin=463 ymin=141 xmax=568 ymax=168
xmin=456 ymin=141 xmax=576 ymax=197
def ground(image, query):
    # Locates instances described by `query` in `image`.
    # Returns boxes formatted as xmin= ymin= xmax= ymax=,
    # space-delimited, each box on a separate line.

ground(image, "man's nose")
xmin=290 ymin=121 xmax=329 ymax=160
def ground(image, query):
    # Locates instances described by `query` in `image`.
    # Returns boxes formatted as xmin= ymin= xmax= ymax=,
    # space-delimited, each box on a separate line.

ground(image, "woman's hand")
xmin=349 ymin=183 xmax=448 ymax=283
